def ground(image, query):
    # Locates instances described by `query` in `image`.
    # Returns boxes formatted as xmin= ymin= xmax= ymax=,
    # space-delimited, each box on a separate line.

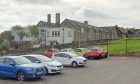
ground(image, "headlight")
xmin=25 ymin=68 xmax=34 ymax=71
xmin=47 ymin=64 xmax=56 ymax=67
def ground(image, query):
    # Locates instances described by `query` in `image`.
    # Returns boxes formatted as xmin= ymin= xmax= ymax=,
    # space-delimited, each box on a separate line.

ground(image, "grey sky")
xmin=0 ymin=0 xmax=140 ymax=33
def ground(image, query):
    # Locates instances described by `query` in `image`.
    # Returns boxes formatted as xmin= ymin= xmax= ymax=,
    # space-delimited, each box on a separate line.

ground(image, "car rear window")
xmin=75 ymin=49 xmax=82 ymax=52
xmin=0 ymin=58 xmax=4 ymax=64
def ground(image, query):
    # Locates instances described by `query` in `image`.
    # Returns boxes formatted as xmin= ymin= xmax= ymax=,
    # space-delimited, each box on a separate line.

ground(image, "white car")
xmin=21 ymin=55 xmax=63 ymax=74
xmin=52 ymin=52 xmax=87 ymax=67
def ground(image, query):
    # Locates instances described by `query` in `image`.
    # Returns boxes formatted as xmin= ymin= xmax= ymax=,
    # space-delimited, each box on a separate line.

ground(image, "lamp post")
xmin=45 ymin=30 xmax=46 ymax=46
xmin=62 ymin=28 xmax=64 ymax=44
xmin=76 ymin=26 xmax=81 ymax=48
xmin=41 ymin=29 xmax=46 ymax=46
xmin=78 ymin=28 xmax=81 ymax=48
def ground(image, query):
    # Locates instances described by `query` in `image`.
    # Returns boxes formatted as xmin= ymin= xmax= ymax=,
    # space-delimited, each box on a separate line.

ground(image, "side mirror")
xmin=35 ymin=61 xmax=41 ymax=63
xmin=9 ymin=63 xmax=16 ymax=66
xmin=69 ymin=57 xmax=72 ymax=59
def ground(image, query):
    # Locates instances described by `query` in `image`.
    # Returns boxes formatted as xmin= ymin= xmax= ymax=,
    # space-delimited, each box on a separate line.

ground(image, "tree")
xmin=0 ymin=41 xmax=10 ymax=55
xmin=17 ymin=31 xmax=25 ymax=41
xmin=11 ymin=25 xmax=24 ymax=30
xmin=16 ymin=30 xmax=25 ymax=49
xmin=27 ymin=25 xmax=39 ymax=37
xmin=0 ymin=31 xmax=12 ymax=40
xmin=27 ymin=25 xmax=39 ymax=43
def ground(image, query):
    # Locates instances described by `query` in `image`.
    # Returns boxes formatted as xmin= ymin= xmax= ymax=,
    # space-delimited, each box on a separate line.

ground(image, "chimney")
xmin=48 ymin=14 xmax=51 ymax=24
xmin=56 ymin=13 xmax=60 ymax=26
xmin=84 ymin=21 xmax=88 ymax=25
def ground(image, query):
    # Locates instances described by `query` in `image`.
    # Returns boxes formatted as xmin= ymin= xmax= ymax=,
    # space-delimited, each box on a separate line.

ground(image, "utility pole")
xmin=126 ymin=34 xmax=128 ymax=54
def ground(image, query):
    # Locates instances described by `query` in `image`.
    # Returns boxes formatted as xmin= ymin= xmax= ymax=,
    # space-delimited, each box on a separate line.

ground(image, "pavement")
xmin=0 ymin=56 xmax=140 ymax=84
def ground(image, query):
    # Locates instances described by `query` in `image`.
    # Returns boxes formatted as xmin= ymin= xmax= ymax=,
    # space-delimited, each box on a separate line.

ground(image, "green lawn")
xmin=87 ymin=39 xmax=140 ymax=55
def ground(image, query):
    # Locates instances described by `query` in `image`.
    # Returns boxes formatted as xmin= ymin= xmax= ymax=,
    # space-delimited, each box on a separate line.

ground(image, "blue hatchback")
xmin=0 ymin=56 xmax=46 ymax=81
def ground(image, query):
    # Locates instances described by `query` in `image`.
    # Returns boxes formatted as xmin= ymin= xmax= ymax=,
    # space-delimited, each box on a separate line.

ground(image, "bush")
xmin=0 ymin=41 xmax=10 ymax=51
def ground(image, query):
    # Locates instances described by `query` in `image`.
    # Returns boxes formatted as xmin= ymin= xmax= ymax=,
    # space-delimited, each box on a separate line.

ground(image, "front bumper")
xmin=25 ymin=68 xmax=46 ymax=79
xmin=78 ymin=60 xmax=87 ymax=66
xmin=25 ymin=71 xmax=45 ymax=79
xmin=48 ymin=65 xmax=63 ymax=74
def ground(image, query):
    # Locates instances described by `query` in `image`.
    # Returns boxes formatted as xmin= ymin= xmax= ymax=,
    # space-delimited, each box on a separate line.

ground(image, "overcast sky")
xmin=0 ymin=0 xmax=140 ymax=33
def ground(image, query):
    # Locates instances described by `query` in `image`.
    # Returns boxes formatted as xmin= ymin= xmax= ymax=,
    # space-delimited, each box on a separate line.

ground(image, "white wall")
xmin=39 ymin=27 xmax=74 ymax=44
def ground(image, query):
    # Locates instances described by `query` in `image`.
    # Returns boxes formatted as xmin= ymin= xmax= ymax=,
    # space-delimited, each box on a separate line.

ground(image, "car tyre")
xmin=104 ymin=54 xmax=108 ymax=58
xmin=45 ymin=67 xmax=49 ymax=75
xmin=17 ymin=71 xmax=25 ymax=81
xmin=72 ymin=61 xmax=78 ymax=68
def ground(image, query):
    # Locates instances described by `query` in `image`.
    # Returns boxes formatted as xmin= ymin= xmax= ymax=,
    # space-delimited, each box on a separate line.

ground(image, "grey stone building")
xmin=36 ymin=13 xmax=127 ymax=45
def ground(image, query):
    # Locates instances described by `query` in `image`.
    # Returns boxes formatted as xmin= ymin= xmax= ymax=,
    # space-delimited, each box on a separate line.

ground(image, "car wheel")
xmin=17 ymin=71 xmax=25 ymax=81
xmin=72 ymin=61 xmax=78 ymax=68
xmin=104 ymin=54 xmax=108 ymax=58
xmin=45 ymin=67 xmax=49 ymax=75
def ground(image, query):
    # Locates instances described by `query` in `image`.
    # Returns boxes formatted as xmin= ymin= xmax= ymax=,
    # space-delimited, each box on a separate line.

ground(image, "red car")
xmin=84 ymin=47 xmax=108 ymax=59
xmin=43 ymin=49 xmax=59 ymax=58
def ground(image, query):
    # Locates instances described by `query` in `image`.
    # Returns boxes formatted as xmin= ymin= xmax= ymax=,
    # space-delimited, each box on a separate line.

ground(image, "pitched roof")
xmin=62 ymin=19 xmax=108 ymax=32
xmin=97 ymin=26 xmax=118 ymax=33
xmin=36 ymin=21 xmax=58 ymax=28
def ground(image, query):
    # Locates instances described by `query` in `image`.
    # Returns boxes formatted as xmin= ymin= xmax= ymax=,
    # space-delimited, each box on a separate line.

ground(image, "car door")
xmin=3 ymin=58 xmax=17 ymax=77
xmin=58 ymin=53 xmax=71 ymax=65
xmin=53 ymin=53 xmax=71 ymax=65
xmin=0 ymin=58 xmax=5 ymax=76
xmin=63 ymin=53 xmax=72 ymax=65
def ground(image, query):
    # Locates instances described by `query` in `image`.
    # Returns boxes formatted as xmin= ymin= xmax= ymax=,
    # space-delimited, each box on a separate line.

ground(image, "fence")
xmin=89 ymin=38 xmax=140 ymax=56
xmin=1 ymin=39 xmax=140 ymax=56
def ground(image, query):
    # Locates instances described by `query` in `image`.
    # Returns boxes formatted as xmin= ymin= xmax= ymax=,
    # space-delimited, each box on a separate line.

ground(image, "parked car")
xmin=84 ymin=47 xmax=108 ymax=59
xmin=21 ymin=54 xmax=63 ymax=74
xmin=43 ymin=48 xmax=59 ymax=58
xmin=0 ymin=56 xmax=46 ymax=81
xmin=60 ymin=48 xmax=75 ymax=53
xmin=75 ymin=48 xmax=88 ymax=56
xmin=52 ymin=52 xmax=87 ymax=67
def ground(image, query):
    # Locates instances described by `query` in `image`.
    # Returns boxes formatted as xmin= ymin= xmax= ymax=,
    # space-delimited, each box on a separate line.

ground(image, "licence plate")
xmin=37 ymin=71 xmax=44 ymax=75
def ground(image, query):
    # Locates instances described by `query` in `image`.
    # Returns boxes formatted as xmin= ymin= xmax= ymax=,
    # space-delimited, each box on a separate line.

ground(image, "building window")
xmin=55 ymin=31 xmax=57 ymax=36
xmin=58 ymin=31 xmax=60 ymax=36
xmin=68 ymin=31 xmax=72 ymax=37
xmin=47 ymin=31 xmax=50 ymax=37
xmin=52 ymin=31 xmax=54 ymax=37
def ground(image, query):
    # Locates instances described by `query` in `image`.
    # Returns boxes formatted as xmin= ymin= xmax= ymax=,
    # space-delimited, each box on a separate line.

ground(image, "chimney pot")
xmin=84 ymin=21 xmax=88 ymax=25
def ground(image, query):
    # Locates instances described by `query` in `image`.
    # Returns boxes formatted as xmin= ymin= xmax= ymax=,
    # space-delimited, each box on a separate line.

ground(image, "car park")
xmin=75 ymin=48 xmax=88 ymax=56
xmin=52 ymin=52 xmax=87 ymax=67
xmin=21 ymin=54 xmax=63 ymax=74
xmin=0 ymin=56 xmax=46 ymax=81
xmin=43 ymin=48 xmax=59 ymax=58
xmin=84 ymin=47 xmax=108 ymax=59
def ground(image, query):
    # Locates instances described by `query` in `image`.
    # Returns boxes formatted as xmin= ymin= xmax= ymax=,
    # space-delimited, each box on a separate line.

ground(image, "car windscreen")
xmin=35 ymin=55 xmax=53 ymax=62
xmin=68 ymin=53 xmax=79 ymax=57
xmin=13 ymin=57 xmax=32 ymax=65
xmin=91 ymin=49 xmax=98 ymax=52
xmin=60 ymin=49 xmax=67 ymax=52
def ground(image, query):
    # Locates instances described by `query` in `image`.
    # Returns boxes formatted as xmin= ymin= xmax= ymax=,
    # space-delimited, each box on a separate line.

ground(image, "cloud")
xmin=0 ymin=0 xmax=140 ymax=33
xmin=81 ymin=8 xmax=109 ymax=19
xmin=14 ymin=0 xmax=60 ymax=5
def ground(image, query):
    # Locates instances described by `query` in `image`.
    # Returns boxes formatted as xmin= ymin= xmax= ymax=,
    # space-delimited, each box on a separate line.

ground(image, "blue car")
xmin=0 ymin=56 xmax=46 ymax=81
